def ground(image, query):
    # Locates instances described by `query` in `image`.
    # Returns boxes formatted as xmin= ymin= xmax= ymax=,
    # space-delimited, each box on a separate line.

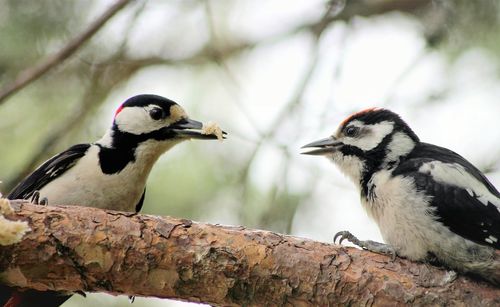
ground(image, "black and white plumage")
xmin=8 ymin=94 xmax=222 ymax=211
xmin=2 ymin=94 xmax=224 ymax=307
xmin=8 ymin=144 xmax=90 ymax=201
xmin=302 ymin=108 xmax=500 ymax=285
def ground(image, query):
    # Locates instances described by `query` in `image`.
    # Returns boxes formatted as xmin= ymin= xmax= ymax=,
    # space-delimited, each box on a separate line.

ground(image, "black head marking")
xmin=115 ymin=94 xmax=179 ymax=118
xmin=339 ymin=108 xmax=421 ymax=198
xmin=100 ymin=95 xmax=183 ymax=174
xmin=98 ymin=128 xmax=178 ymax=174
xmin=341 ymin=108 xmax=420 ymax=143
xmin=111 ymin=94 xmax=182 ymax=147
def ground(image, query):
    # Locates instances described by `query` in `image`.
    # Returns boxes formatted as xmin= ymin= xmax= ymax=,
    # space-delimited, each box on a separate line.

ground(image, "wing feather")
xmin=394 ymin=143 xmax=500 ymax=249
xmin=7 ymin=144 xmax=91 ymax=200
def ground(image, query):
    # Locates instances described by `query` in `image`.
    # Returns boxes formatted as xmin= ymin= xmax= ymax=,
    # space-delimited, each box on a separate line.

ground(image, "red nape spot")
xmin=340 ymin=107 xmax=383 ymax=127
xmin=114 ymin=104 xmax=124 ymax=117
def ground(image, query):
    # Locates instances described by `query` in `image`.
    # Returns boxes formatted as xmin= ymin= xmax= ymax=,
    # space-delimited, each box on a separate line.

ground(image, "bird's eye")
xmin=149 ymin=108 xmax=165 ymax=120
xmin=344 ymin=126 xmax=359 ymax=137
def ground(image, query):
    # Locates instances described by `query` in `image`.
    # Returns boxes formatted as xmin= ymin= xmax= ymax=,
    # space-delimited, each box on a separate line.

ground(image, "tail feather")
xmin=482 ymin=250 xmax=500 ymax=286
xmin=458 ymin=249 xmax=500 ymax=287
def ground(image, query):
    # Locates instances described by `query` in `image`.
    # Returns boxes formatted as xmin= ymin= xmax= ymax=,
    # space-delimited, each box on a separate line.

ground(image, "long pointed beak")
xmin=170 ymin=118 xmax=227 ymax=140
xmin=301 ymin=136 xmax=341 ymax=155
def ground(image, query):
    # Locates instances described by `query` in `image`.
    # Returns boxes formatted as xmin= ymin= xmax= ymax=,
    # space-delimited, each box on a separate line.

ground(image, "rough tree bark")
xmin=0 ymin=201 xmax=498 ymax=306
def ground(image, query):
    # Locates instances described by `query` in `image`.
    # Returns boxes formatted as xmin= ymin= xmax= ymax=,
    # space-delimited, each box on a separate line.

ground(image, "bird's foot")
xmin=424 ymin=252 xmax=457 ymax=285
xmin=109 ymin=211 xmax=138 ymax=218
xmin=425 ymin=252 xmax=444 ymax=267
xmin=31 ymin=191 xmax=49 ymax=206
xmin=30 ymin=191 xmax=40 ymax=204
xmin=442 ymin=270 xmax=458 ymax=284
xmin=334 ymin=230 xmax=397 ymax=261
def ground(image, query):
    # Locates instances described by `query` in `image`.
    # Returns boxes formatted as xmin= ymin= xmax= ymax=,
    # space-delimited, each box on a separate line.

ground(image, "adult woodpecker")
xmin=1 ymin=94 xmax=225 ymax=306
xmin=302 ymin=108 xmax=500 ymax=285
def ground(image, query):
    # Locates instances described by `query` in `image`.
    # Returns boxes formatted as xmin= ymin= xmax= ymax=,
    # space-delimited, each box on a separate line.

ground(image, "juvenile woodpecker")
xmin=1 ymin=94 xmax=225 ymax=306
xmin=302 ymin=108 xmax=500 ymax=286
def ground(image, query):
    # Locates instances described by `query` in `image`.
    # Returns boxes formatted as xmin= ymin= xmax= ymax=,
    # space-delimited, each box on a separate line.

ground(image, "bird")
xmin=1 ymin=94 xmax=226 ymax=307
xmin=302 ymin=108 xmax=500 ymax=286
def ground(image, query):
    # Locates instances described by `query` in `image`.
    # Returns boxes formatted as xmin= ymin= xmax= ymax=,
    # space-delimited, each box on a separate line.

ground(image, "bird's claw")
xmin=334 ymin=230 xmax=362 ymax=246
xmin=30 ymin=191 xmax=48 ymax=206
xmin=333 ymin=230 xmax=397 ymax=261
xmin=30 ymin=191 xmax=40 ymax=204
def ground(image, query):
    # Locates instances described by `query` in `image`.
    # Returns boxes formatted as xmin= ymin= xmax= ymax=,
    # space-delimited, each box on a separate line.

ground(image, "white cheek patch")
xmin=115 ymin=106 xmax=165 ymax=135
xmin=342 ymin=121 xmax=394 ymax=151
xmin=419 ymin=161 xmax=500 ymax=211
xmin=385 ymin=132 xmax=415 ymax=163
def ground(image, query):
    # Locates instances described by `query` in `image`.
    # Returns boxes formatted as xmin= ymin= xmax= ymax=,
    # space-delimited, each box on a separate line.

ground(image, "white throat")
xmin=328 ymin=152 xmax=365 ymax=186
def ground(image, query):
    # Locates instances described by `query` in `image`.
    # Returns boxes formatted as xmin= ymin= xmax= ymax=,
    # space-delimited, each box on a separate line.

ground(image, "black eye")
xmin=149 ymin=108 xmax=164 ymax=120
xmin=344 ymin=126 xmax=359 ymax=137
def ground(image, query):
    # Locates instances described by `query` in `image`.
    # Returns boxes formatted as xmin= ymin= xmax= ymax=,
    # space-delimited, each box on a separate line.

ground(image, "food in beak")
xmin=202 ymin=121 xmax=224 ymax=141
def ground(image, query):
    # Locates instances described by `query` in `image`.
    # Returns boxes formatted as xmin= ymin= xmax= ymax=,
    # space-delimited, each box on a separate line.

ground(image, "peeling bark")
xmin=0 ymin=201 xmax=498 ymax=306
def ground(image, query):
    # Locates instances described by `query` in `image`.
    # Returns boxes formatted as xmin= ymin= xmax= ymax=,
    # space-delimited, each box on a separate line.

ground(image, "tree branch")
xmin=0 ymin=0 xmax=434 ymax=110
xmin=0 ymin=0 xmax=131 ymax=105
xmin=0 ymin=202 xmax=498 ymax=306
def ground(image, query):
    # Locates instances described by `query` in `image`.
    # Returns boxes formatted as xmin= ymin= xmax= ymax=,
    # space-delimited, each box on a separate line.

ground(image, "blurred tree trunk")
xmin=0 ymin=201 xmax=498 ymax=306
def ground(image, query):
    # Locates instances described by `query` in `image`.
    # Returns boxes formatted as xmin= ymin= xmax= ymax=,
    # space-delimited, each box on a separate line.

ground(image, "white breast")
xmin=362 ymin=170 xmax=490 ymax=263
xmin=39 ymin=141 xmax=173 ymax=211
xmin=363 ymin=170 xmax=440 ymax=260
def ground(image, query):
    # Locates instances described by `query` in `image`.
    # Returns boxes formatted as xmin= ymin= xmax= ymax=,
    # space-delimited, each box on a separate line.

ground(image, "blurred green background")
xmin=1 ymin=0 xmax=500 ymax=306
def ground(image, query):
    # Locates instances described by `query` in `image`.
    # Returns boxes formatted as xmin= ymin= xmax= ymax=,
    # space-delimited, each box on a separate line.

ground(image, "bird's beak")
xmin=170 ymin=118 xmax=227 ymax=140
xmin=301 ymin=136 xmax=341 ymax=155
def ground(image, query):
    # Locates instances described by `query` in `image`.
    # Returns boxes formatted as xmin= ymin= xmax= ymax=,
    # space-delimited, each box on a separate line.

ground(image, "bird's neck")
xmin=95 ymin=129 xmax=179 ymax=175
xmin=359 ymin=132 xmax=417 ymax=198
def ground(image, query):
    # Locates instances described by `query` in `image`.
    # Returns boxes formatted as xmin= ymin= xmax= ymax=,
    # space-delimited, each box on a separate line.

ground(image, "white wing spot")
xmin=419 ymin=161 xmax=500 ymax=209
xmin=487 ymin=235 xmax=498 ymax=243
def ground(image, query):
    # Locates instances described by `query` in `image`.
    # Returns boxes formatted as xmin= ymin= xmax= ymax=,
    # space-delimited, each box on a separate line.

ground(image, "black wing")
xmin=393 ymin=143 xmax=500 ymax=249
xmin=8 ymin=144 xmax=91 ymax=200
